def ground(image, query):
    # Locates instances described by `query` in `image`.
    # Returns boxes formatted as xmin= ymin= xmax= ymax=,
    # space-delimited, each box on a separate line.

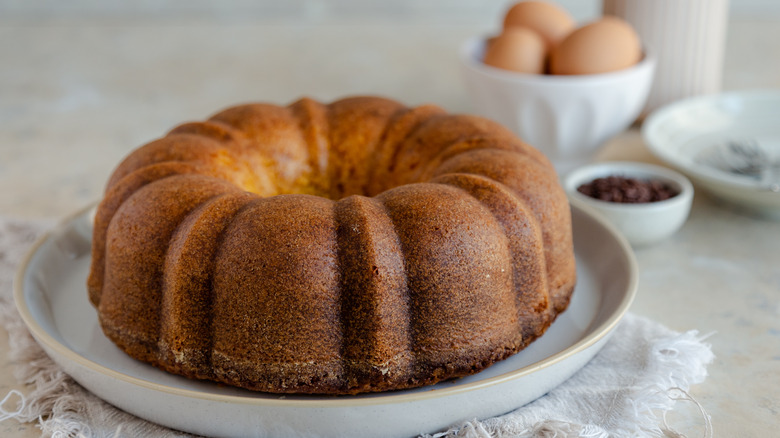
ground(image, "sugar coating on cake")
xmin=87 ymin=96 xmax=576 ymax=395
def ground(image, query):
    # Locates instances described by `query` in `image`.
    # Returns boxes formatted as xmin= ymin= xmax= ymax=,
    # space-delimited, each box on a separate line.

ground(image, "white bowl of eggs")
xmin=460 ymin=1 xmax=656 ymax=174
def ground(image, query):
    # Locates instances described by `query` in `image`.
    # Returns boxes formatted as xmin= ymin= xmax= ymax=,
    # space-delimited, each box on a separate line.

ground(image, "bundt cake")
xmin=87 ymin=96 xmax=576 ymax=395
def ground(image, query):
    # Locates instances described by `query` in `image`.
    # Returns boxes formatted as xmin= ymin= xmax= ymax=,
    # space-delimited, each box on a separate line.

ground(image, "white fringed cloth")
xmin=0 ymin=217 xmax=714 ymax=438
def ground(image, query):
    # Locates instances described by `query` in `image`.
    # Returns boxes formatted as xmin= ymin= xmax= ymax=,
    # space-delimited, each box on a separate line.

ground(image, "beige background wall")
xmin=2 ymin=0 xmax=779 ymax=23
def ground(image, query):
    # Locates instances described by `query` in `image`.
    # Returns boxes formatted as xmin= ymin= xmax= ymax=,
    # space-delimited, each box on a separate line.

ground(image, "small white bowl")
xmin=460 ymin=37 xmax=656 ymax=174
xmin=563 ymin=161 xmax=694 ymax=247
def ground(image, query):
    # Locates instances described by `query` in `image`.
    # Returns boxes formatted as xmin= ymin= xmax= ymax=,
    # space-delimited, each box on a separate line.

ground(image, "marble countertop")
xmin=2 ymin=15 xmax=779 ymax=437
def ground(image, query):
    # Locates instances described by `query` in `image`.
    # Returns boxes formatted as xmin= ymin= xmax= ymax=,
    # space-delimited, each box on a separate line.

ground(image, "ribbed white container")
xmin=603 ymin=0 xmax=729 ymax=115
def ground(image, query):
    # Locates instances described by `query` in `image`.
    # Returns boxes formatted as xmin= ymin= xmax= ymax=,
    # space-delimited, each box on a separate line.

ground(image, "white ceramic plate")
xmin=643 ymin=89 xmax=780 ymax=219
xmin=15 ymin=203 xmax=637 ymax=438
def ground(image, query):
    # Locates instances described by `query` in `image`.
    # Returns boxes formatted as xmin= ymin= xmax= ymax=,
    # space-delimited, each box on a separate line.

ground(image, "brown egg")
xmin=483 ymin=27 xmax=547 ymax=74
xmin=549 ymin=16 xmax=642 ymax=75
xmin=503 ymin=1 xmax=576 ymax=50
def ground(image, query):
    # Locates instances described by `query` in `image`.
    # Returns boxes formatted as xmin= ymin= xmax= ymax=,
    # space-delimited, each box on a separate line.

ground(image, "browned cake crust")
xmin=88 ymin=96 xmax=576 ymax=395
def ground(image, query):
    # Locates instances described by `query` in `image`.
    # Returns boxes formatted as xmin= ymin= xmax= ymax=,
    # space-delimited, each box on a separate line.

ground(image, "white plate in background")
xmin=643 ymin=89 xmax=780 ymax=219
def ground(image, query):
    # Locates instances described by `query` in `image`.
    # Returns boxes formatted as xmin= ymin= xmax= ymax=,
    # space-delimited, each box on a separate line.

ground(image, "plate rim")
xmin=14 ymin=202 xmax=637 ymax=408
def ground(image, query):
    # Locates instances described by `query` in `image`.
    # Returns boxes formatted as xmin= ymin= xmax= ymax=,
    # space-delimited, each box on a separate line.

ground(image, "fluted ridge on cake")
xmin=432 ymin=173 xmax=552 ymax=343
xmin=158 ymin=191 xmax=257 ymax=378
xmin=432 ymin=147 xmax=575 ymax=311
xmin=334 ymin=195 xmax=413 ymax=391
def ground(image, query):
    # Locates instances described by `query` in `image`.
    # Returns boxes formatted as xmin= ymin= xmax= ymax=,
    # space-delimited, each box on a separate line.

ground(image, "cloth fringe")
xmin=423 ymin=319 xmax=715 ymax=438
xmin=0 ymin=217 xmax=190 ymax=437
xmin=0 ymin=217 xmax=714 ymax=438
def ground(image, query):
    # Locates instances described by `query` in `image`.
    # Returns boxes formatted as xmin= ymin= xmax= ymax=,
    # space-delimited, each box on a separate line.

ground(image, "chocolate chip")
xmin=577 ymin=175 xmax=678 ymax=204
